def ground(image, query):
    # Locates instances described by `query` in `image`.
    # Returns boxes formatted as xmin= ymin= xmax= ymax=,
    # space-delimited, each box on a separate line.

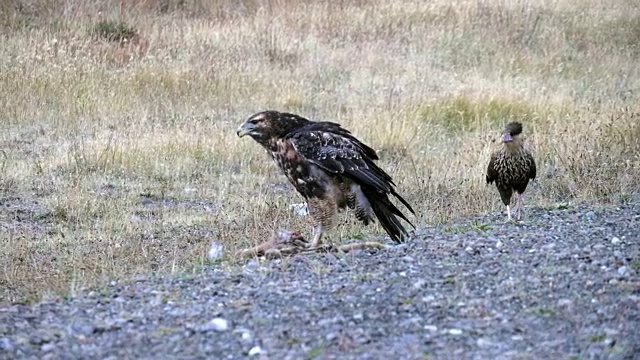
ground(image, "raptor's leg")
xmin=307 ymin=198 xmax=335 ymax=249
xmin=310 ymin=224 xmax=324 ymax=248
xmin=506 ymin=205 xmax=512 ymax=222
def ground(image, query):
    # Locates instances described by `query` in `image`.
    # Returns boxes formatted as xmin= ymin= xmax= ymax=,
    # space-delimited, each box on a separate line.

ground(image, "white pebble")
xmin=413 ymin=279 xmax=427 ymax=289
xmin=557 ymin=298 xmax=572 ymax=307
xmin=289 ymin=203 xmax=309 ymax=216
xmin=496 ymin=240 xmax=503 ymax=248
xmin=476 ymin=337 xmax=494 ymax=348
xmin=203 ymin=318 xmax=228 ymax=332
xmin=618 ymin=266 xmax=629 ymax=277
xmin=423 ymin=325 xmax=438 ymax=332
xmin=208 ymin=241 xmax=224 ymax=260
xmin=41 ymin=343 xmax=56 ymax=353
xmin=448 ymin=328 xmax=463 ymax=335
xmin=234 ymin=328 xmax=253 ymax=341
xmin=248 ymin=346 xmax=263 ymax=356
xmin=611 ymin=237 xmax=621 ymax=245
xmin=421 ymin=295 xmax=435 ymax=302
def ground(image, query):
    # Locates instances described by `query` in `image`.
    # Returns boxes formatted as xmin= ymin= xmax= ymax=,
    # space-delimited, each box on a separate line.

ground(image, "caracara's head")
xmin=501 ymin=122 xmax=523 ymax=143
xmin=237 ymin=110 xmax=310 ymax=147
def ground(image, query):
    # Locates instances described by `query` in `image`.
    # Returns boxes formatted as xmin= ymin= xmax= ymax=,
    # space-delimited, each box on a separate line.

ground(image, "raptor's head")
xmin=237 ymin=110 xmax=310 ymax=146
xmin=501 ymin=122 xmax=523 ymax=143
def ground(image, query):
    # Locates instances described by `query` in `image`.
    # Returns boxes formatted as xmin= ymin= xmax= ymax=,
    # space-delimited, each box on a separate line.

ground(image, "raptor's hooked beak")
xmin=501 ymin=132 xmax=513 ymax=143
xmin=236 ymin=122 xmax=254 ymax=138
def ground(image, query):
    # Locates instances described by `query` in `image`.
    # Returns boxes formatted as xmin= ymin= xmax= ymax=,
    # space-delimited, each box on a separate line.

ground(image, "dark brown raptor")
xmin=237 ymin=110 xmax=415 ymax=247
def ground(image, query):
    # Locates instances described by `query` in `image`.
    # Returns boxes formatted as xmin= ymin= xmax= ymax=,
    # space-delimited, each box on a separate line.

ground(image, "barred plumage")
xmin=486 ymin=122 xmax=536 ymax=221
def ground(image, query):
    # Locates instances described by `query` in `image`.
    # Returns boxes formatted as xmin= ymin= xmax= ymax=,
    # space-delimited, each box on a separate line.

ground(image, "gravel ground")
xmin=1 ymin=203 xmax=639 ymax=360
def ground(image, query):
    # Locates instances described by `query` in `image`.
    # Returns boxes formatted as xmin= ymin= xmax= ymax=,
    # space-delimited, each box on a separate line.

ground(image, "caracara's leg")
xmin=509 ymin=192 xmax=519 ymax=220
xmin=511 ymin=192 xmax=519 ymax=220
xmin=513 ymin=192 xmax=526 ymax=220
xmin=498 ymin=187 xmax=513 ymax=223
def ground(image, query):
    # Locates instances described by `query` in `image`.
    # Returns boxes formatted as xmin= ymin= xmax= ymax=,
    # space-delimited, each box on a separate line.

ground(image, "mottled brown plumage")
xmin=486 ymin=122 xmax=536 ymax=221
xmin=237 ymin=110 xmax=415 ymax=246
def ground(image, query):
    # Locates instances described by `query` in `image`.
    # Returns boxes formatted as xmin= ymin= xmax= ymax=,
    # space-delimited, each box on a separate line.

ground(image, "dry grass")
xmin=1 ymin=0 xmax=639 ymax=302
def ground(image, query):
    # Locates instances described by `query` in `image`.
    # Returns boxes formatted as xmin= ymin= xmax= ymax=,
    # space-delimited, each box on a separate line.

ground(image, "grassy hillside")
xmin=1 ymin=0 xmax=638 ymax=301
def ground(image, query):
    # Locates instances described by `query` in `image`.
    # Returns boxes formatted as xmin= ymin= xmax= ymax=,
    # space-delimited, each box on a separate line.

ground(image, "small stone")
xmin=289 ymin=203 xmax=308 ymax=216
xmin=476 ymin=337 xmax=494 ymax=348
xmin=208 ymin=241 xmax=224 ymax=260
xmin=448 ymin=328 xmax=463 ymax=335
xmin=353 ymin=313 xmax=364 ymax=321
xmin=422 ymin=295 xmax=435 ymax=302
xmin=611 ymin=237 xmax=621 ymax=245
xmin=424 ymin=325 xmax=438 ymax=332
xmin=496 ymin=241 xmax=504 ymax=249
xmin=0 ymin=337 xmax=14 ymax=352
xmin=617 ymin=266 xmax=629 ymax=277
xmin=29 ymin=329 xmax=54 ymax=345
xmin=248 ymin=346 xmax=263 ymax=356
xmin=200 ymin=318 xmax=228 ymax=332
xmin=42 ymin=353 xmax=58 ymax=360
xmin=41 ymin=343 xmax=56 ymax=353
xmin=234 ymin=328 xmax=253 ymax=342
xmin=413 ymin=279 xmax=427 ymax=289
xmin=325 ymin=332 xmax=338 ymax=341
xmin=68 ymin=322 xmax=95 ymax=336
xmin=557 ymin=298 xmax=572 ymax=307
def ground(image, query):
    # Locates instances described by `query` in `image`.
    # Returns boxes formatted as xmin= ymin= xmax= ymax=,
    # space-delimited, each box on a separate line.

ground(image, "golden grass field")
xmin=1 ymin=0 xmax=639 ymax=302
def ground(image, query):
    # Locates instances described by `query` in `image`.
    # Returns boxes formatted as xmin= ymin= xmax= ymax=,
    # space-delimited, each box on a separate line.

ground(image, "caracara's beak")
xmin=236 ymin=122 xmax=254 ymax=138
xmin=501 ymin=132 xmax=513 ymax=143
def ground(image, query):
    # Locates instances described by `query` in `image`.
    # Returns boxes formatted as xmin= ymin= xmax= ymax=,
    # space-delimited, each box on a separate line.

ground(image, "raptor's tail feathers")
xmin=362 ymin=188 xmax=415 ymax=243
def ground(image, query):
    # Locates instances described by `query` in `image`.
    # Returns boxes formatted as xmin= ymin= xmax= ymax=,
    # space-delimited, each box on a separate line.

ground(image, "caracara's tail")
xmin=362 ymin=187 xmax=415 ymax=243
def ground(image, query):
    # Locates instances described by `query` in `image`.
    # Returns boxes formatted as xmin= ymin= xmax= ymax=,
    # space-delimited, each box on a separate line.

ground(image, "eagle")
xmin=486 ymin=122 xmax=536 ymax=221
xmin=237 ymin=110 xmax=416 ymax=247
